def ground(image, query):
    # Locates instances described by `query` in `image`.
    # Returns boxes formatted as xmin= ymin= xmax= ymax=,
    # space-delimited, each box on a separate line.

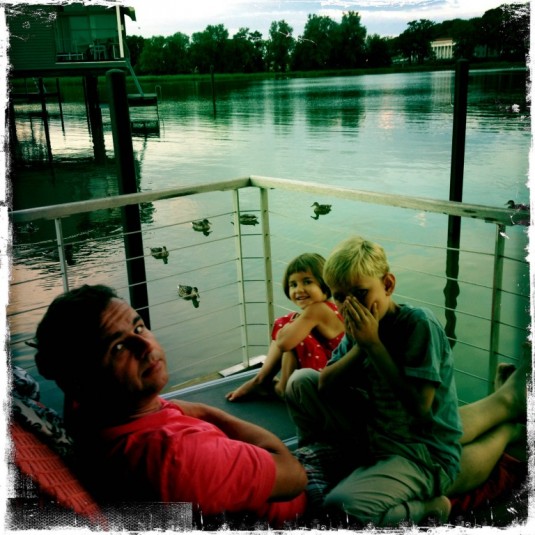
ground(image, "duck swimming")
xmin=506 ymin=200 xmax=530 ymax=226
xmin=42 ymin=244 xmax=75 ymax=265
xmin=192 ymin=219 xmax=212 ymax=236
xmin=311 ymin=202 xmax=332 ymax=220
xmin=18 ymin=222 xmax=39 ymax=234
xmin=177 ymin=284 xmax=200 ymax=308
xmin=506 ymin=200 xmax=529 ymax=211
xmin=234 ymin=214 xmax=259 ymax=226
xmin=150 ymin=246 xmax=169 ymax=264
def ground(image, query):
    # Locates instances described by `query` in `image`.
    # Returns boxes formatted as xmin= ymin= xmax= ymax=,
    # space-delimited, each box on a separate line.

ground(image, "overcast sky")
xmin=122 ymin=0 xmax=527 ymax=39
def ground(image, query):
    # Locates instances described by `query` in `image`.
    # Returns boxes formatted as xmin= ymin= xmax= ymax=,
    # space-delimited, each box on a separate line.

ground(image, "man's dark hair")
xmin=34 ymin=284 xmax=118 ymax=393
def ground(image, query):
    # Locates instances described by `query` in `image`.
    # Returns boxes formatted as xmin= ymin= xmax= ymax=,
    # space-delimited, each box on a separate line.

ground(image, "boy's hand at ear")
xmin=342 ymin=296 xmax=380 ymax=349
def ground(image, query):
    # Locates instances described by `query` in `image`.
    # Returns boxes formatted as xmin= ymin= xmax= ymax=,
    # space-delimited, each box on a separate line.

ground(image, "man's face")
xmin=97 ymin=298 xmax=168 ymax=405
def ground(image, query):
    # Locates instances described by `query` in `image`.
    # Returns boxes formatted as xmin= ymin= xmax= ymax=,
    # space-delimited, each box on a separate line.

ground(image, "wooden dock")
xmin=11 ymin=92 xmax=59 ymax=103
xmin=127 ymin=93 xmax=158 ymax=106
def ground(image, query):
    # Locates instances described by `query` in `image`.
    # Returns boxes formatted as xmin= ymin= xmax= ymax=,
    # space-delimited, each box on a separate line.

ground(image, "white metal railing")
xmin=9 ymin=176 xmax=530 ymax=408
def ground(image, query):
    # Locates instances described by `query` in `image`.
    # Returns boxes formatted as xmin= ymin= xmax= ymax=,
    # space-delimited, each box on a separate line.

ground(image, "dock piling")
xmin=84 ymin=75 xmax=106 ymax=163
xmin=210 ymin=65 xmax=217 ymax=117
xmin=37 ymin=77 xmax=53 ymax=163
xmin=106 ymin=69 xmax=151 ymax=328
xmin=444 ymin=59 xmax=469 ymax=347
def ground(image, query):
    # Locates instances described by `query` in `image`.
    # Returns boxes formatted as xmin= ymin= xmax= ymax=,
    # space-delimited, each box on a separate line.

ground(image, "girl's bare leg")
xmin=226 ymin=341 xmax=283 ymax=401
xmin=494 ymin=362 xmax=516 ymax=391
xmin=274 ymin=351 xmax=299 ymax=399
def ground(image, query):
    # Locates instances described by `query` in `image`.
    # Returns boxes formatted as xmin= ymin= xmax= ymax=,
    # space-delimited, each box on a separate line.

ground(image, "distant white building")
xmin=431 ymin=38 xmax=455 ymax=60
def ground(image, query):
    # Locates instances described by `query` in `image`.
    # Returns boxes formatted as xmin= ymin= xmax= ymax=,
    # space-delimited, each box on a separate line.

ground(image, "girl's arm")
xmin=275 ymin=302 xmax=331 ymax=352
xmin=226 ymin=341 xmax=283 ymax=401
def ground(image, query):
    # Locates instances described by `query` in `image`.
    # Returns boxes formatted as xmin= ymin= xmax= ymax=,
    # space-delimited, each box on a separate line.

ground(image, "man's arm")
xmin=172 ymin=400 xmax=307 ymax=500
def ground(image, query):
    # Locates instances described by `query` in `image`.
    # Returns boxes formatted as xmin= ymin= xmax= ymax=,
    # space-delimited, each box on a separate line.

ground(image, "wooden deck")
xmin=161 ymin=369 xmax=298 ymax=448
xmin=127 ymin=93 xmax=158 ymax=106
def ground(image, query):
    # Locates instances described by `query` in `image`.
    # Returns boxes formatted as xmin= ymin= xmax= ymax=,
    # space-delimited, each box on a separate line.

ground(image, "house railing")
xmin=9 ymin=176 xmax=530 ymax=408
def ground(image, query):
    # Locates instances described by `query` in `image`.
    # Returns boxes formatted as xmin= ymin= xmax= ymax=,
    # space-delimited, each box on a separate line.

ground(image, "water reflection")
xmin=10 ymin=70 xmax=529 ymax=239
xmin=11 ymin=151 xmax=155 ymax=291
xmin=10 ymin=68 xmax=529 ymax=282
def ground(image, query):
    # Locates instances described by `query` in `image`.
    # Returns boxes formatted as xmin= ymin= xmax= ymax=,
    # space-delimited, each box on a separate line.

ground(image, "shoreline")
xmin=12 ymin=61 xmax=526 ymax=90
xmin=126 ymin=61 xmax=527 ymax=83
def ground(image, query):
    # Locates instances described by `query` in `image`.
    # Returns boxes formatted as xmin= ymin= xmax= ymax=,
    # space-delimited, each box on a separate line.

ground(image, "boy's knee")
xmin=288 ymin=367 xmax=317 ymax=385
xmin=286 ymin=368 xmax=319 ymax=398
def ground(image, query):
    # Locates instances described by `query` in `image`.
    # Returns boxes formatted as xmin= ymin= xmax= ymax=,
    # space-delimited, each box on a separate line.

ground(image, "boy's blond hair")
xmin=324 ymin=236 xmax=390 ymax=289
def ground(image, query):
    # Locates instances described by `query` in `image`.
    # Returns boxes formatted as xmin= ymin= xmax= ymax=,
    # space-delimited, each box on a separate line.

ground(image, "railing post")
xmin=232 ymin=190 xmax=250 ymax=367
xmin=54 ymin=218 xmax=69 ymax=292
xmin=259 ymin=188 xmax=274 ymax=340
xmin=488 ymin=224 xmax=505 ymax=393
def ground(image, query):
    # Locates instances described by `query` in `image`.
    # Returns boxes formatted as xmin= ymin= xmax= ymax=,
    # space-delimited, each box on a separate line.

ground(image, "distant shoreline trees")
xmin=126 ymin=2 xmax=529 ymax=75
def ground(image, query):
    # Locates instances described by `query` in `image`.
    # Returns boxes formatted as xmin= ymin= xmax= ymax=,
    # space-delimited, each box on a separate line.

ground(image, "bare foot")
xmin=495 ymin=363 xmax=528 ymax=421
xmin=506 ymin=423 xmax=528 ymax=461
xmin=494 ymin=363 xmax=516 ymax=391
xmin=226 ymin=377 xmax=262 ymax=401
xmin=226 ymin=377 xmax=276 ymax=401
xmin=421 ymin=496 xmax=451 ymax=526
xmin=274 ymin=379 xmax=286 ymax=400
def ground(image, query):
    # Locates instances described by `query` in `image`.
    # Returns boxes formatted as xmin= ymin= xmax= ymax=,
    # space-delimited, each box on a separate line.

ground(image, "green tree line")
xmin=126 ymin=3 xmax=528 ymax=75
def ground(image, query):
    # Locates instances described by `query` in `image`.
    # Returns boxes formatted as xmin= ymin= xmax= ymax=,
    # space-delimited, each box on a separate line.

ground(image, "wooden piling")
xmin=210 ymin=65 xmax=216 ymax=116
xmin=37 ymin=77 xmax=53 ymax=163
xmin=444 ymin=59 xmax=469 ymax=347
xmin=106 ymin=69 xmax=151 ymax=328
xmin=84 ymin=74 xmax=106 ymax=163
xmin=56 ymin=78 xmax=65 ymax=133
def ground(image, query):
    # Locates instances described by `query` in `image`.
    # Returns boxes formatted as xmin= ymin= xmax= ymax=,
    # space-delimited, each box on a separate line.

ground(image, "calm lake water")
xmin=9 ymin=68 xmax=531 ymax=412
xmin=12 ymin=68 xmax=530 ymax=205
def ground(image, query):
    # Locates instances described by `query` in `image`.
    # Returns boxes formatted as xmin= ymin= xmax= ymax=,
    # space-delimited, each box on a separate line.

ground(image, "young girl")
xmin=226 ymin=253 xmax=345 ymax=401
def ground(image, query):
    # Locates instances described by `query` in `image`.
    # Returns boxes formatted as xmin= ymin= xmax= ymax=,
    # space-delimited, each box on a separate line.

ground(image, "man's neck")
xmin=129 ymin=396 xmax=163 ymax=420
xmin=76 ymin=394 xmax=163 ymax=428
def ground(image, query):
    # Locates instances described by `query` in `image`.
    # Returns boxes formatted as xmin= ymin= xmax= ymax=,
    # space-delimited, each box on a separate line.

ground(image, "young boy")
xmin=285 ymin=236 xmax=463 ymax=526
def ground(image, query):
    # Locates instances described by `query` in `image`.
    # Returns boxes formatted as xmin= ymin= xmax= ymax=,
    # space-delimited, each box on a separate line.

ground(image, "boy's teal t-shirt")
xmin=329 ymin=304 xmax=463 ymax=482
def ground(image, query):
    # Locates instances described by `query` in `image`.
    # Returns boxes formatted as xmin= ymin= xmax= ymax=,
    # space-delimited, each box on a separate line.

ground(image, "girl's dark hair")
xmin=282 ymin=253 xmax=331 ymax=299
xmin=33 ymin=285 xmax=118 ymax=391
